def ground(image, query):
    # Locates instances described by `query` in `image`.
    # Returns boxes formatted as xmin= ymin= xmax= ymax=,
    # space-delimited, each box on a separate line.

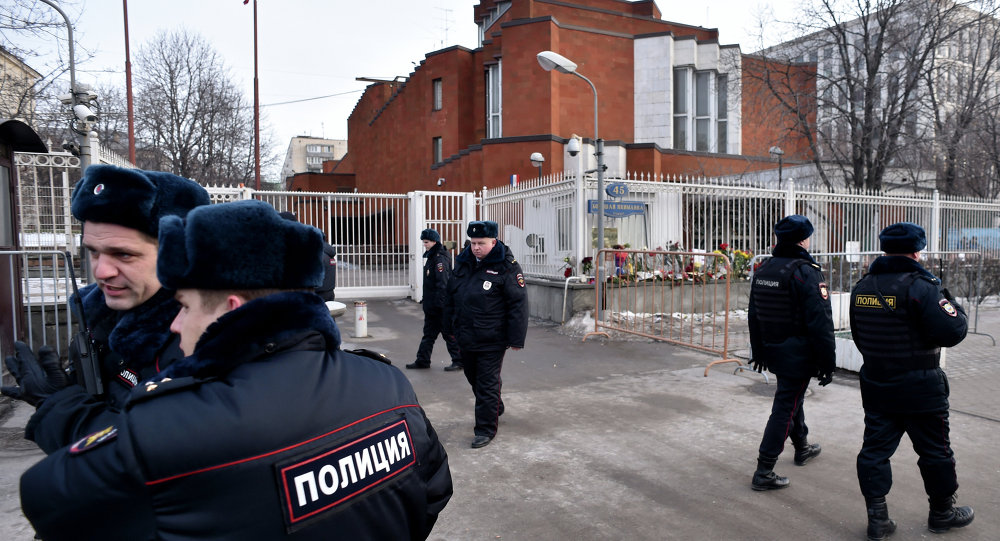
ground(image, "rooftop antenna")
xmin=436 ymin=7 xmax=453 ymax=47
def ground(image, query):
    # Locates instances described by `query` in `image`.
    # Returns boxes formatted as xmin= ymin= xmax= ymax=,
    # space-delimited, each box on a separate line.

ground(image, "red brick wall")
xmin=741 ymin=55 xmax=816 ymax=160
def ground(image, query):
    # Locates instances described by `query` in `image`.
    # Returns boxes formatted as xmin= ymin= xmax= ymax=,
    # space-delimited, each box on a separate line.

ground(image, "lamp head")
xmin=537 ymin=51 xmax=577 ymax=74
xmin=529 ymin=152 xmax=545 ymax=167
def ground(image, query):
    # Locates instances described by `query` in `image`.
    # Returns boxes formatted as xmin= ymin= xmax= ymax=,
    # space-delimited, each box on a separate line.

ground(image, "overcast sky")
xmin=17 ymin=0 xmax=795 ymax=154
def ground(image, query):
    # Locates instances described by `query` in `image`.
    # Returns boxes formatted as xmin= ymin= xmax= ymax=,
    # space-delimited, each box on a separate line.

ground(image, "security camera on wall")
xmin=73 ymin=104 xmax=98 ymax=123
xmin=567 ymin=136 xmax=581 ymax=157
xmin=437 ymin=178 xmax=446 ymax=186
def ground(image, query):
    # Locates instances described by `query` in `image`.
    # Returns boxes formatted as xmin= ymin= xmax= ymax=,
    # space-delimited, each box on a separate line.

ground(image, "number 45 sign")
xmin=605 ymin=182 xmax=628 ymax=198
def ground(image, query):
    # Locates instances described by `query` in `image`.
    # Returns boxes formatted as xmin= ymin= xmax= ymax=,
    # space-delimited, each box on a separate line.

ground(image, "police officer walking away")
xmin=19 ymin=200 xmax=453 ymax=540
xmin=1 ymin=165 xmax=209 ymax=453
xmin=747 ymin=214 xmax=835 ymax=491
xmin=407 ymin=228 xmax=462 ymax=371
xmin=444 ymin=220 xmax=527 ymax=448
xmin=850 ymin=222 xmax=973 ymax=540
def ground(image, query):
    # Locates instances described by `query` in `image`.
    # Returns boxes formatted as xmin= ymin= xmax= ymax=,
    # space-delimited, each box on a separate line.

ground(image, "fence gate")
xmin=208 ymin=188 xmax=475 ymax=301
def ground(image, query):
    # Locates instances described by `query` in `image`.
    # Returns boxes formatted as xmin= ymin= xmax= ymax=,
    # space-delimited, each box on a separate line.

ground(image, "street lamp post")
xmin=536 ymin=51 xmax=605 ymax=254
xmin=39 ymin=0 xmax=92 ymax=172
xmin=529 ymin=152 xmax=545 ymax=179
xmin=769 ymin=145 xmax=785 ymax=188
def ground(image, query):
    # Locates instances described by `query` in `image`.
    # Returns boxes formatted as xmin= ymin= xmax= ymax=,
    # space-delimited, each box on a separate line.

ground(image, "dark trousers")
xmin=857 ymin=408 xmax=957 ymax=499
xmin=414 ymin=307 xmax=461 ymax=366
xmin=758 ymin=376 xmax=810 ymax=459
xmin=461 ymin=349 xmax=506 ymax=438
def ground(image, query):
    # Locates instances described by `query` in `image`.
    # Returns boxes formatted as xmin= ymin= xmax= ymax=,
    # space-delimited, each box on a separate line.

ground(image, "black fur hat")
xmin=157 ymin=200 xmax=325 ymax=290
xmin=880 ymin=222 xmax=927 ymax=253
xmin=71 ymin=165 xmax=209 ymax=237
xmin=467 ymin=220 xmax=498 ymax=238
xmin=774 ymin=214 xmax=814 ymax=243
xmin=420 ymin=228 xmax=441 ymax=243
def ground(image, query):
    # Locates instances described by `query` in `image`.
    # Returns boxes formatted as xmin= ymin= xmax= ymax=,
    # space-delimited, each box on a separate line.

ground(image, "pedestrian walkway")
xmin=1 ymin=298 xmax=996 ymax=540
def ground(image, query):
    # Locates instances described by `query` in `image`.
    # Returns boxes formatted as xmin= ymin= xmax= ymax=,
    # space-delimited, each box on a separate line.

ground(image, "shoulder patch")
xmin=939 ymin=298 xmax=958 ymax=317
xmin=69 ymin=426 xmax=117 ymax=455
xmin=275 ymin=419 xmax=416 ymax=532
xmin=517 ymin=273 xmax=525 ymax=287
xmin=345 ymin=348 xmax=392 ymax=365
xmin=818 ymin=282 xmax=829 ymax=300
xmin=436 ymin=262 xmax=444 ymax=272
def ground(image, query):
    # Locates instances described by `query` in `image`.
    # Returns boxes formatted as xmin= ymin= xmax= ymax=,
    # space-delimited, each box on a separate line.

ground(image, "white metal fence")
xmin=481 ymin=172 xmax=1000 ymax=281
xmin=12 ymin=157 xmax=1000 ymax=291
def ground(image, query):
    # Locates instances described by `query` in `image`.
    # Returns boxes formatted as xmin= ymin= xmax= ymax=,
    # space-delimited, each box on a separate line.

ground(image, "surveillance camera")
xmin=62 ymin=141 xmax=81 ymax=156
xmin=73 ymin=104 xmax=97 ymax=123
xmin=567 ymin=137 xmax=581 ymax=157
xmin=437 ymin=178 xmax=446 ymax=186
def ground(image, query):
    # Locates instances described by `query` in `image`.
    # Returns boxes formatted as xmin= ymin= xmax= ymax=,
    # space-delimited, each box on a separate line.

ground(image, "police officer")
xmin=850 ymin=222 xmax=973 ymax=539
xmin=444 ymin=220 xmax=527 ymax=448
xmin=19 ymin=200 xmax=453 ymax=540
xmin=407 ymin=228 xmax=462 ymax=371
xmin=747 ymin=214 xmax=835 ymax=491
xmin=2 ymin=165 xmax=209 ymax=454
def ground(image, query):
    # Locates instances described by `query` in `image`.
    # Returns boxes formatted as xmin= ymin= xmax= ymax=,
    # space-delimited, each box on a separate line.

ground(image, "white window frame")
xmin=486 ymin=61 xmax=502 ymax=139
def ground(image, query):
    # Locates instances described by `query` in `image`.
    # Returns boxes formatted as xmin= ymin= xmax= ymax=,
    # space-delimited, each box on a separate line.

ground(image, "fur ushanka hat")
xmin=157 ymin=200 xmax=325 ymax=291
xmin=71 ymin=165 xmax=209 ymax=237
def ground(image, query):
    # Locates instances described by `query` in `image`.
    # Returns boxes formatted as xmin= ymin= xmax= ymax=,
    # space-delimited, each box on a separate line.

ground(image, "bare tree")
xmin=133 ymin=29 xmax=277 ymax=185
xmin=751 ymin=0 xmax=984 ymax=192
xmin=920 ymin=1 xmax=1000 ymax=196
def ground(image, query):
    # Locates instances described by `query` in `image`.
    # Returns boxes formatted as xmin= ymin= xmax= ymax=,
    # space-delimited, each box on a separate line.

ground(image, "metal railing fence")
xmin=1 ymin=250 xmax=79 ymax=383
xmin=745 ymin=251 xmax=987 ymax=334
xmin=582 ymin=248 xmax=741 ymax=375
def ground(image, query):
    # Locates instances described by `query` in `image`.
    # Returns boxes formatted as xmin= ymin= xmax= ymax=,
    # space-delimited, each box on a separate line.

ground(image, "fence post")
xmin=930 ymin=189 xmax=941 ymax=253
xmin=480 ymin=185 xmax=489 ymax=221
xmin=409 ymin=191 xmax=424 ymax=302
xmin=61 ymin=171 xmax=74 ymax=251
xmin=784 ymin=179 xmax=796 ymax=216
xmin=574 ymin=171 xmax=587 ymax=274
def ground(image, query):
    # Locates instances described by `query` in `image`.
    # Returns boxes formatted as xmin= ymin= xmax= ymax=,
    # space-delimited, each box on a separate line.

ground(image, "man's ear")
xmin=226 ymin=295 xmax=245 ymax=312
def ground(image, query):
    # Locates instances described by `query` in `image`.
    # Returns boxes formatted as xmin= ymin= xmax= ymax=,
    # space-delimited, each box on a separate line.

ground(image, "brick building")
xmin=325 ymin=0 xmax=810 ymax=194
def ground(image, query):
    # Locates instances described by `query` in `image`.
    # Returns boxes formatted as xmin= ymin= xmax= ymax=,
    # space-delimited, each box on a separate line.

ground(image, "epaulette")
xmin=345 ymin=348 xmax=392 ymax=365
xmin=127 ymin=376 xmax=197 ymax=406
xmin=916 ymin=273 xmax=940 ymax=285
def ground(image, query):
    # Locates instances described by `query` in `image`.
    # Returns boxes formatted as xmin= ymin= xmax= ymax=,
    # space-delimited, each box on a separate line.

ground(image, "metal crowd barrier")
xmin=1 ymin=250 xmax=78 ymax=383
xmin=583 ymin=249 xmax=741 ymax=376
xmin=748 ymin=250 xmax=990 ymax=339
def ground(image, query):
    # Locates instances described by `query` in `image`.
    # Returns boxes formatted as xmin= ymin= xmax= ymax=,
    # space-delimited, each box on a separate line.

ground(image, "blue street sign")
xmin=587 ymin=200 xmax=645 ymax=218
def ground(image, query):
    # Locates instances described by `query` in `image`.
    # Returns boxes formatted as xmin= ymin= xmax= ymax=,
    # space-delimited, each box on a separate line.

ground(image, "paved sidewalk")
xmin=1 ymin=298 xmax=997 ymax=540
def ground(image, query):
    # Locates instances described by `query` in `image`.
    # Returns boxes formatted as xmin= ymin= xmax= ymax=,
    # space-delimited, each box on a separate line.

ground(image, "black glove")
xmin=817 ymin=372 xmax=833 ymax=386
xmin=1 ymin=342 xmax=69 ymax=406
xmin=748 ymin=357 xmax=766 ymax=373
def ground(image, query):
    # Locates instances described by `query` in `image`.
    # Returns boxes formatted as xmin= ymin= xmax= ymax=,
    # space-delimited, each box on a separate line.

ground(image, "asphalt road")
xmin=1 ymin=298 xmax=997 ymax=540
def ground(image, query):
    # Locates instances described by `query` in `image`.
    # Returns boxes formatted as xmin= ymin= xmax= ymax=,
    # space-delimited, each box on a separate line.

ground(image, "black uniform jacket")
xmin=21 ymin=292 xmax=453 ymax=541
xmin=850 ymin=255 xmax=968 ymax=413
xmin=422 ymin=242 xmax=451 ymax=311
xmin=748 ymin=243 xmax=836 ymax=379
xmin=443 ymin=241 xmax=528 ymax=352
xmin=26 ymin=284 xmax=183 ymax=454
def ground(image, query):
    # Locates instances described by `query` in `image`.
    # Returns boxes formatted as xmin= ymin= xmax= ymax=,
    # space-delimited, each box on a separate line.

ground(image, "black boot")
xmin=751 ymin=454 xmax=789 ymax=491
xmin=865 ymin=496 xmax=897 ymax=541
xmin=793 ymin=441 xmax=822 ymax=466
xmin=928 ymin=494 xmax=974 ymax=533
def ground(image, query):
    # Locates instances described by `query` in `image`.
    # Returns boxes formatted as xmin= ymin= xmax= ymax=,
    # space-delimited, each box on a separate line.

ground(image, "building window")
xmin=433 ymin=137 xmax=443 ymax=163
xmin=486 ymin=62 xmax=502 ymax=138
xmin=695 ymin=71 xmax=711 ymax=151
xmin=673 ymin=68 xmax=688 ymax=150
xmin=432 ymin=78 xmax=442 ymax=111
xmin=673 ymin=68 xmax=729 ymax=153
xmin=717 ymin=74 xmax=728 ymax=154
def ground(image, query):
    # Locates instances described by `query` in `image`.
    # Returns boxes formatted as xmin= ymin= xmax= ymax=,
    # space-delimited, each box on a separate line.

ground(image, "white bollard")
xmin=354 ymin=300 xmax=368 ymax=338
